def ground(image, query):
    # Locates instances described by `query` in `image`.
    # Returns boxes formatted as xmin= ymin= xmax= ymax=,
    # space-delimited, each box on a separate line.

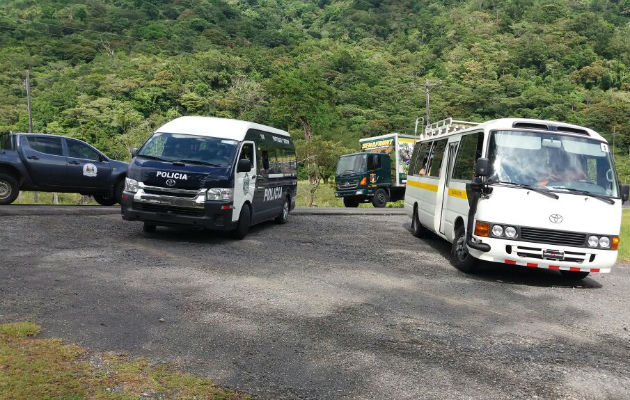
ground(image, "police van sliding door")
xmin=233 ymin=142 xmax=256 ymax=223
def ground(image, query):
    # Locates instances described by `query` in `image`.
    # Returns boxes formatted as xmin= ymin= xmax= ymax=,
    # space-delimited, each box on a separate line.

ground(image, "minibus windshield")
xmin=138 ymin=133 xmax=239 ymax=167
xmin=488 ymin=130 xmax=618 ymax=198
xmin=336 ymin=154 xmax=366 ymax=175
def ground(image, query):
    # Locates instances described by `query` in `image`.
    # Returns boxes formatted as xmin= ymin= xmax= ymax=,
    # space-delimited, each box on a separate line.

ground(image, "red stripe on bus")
xmin=549 ymin=265 xmax=560 ymax=270
xmin=526 ymin=263 xmax=538 ymax=268
xmin=590 ymin=268 xmax=600 ymax=273
xmin=505 ymin=260 xmax=516 ymax=265
xmin=569 ymin=267 xmax=581 ymax=272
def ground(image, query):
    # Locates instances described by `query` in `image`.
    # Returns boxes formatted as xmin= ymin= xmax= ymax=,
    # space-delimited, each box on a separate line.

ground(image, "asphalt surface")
xmin=0 ymin=207 xmax=628 ymax=399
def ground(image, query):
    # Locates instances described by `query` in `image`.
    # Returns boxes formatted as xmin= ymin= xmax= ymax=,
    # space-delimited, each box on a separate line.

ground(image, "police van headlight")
xmin=206 ymin=188 xmax=233 ymax=201
xmin=124 ymin=178 xmax=139 ymax=193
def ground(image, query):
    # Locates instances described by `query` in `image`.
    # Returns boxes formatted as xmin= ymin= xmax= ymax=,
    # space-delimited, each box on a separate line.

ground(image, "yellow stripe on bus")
xmin=407 ymin=180 xmax=438 ymax=192
xmin=448 ymin=188 xmax=468 ymax=200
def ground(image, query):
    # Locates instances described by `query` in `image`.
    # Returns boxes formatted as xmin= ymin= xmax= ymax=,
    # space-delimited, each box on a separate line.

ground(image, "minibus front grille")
xmin=519 ymin=227 xmax=587 ymax=247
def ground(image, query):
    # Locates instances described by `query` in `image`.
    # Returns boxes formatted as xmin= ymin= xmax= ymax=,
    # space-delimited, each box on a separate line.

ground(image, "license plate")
xmin=543 ymin=249 xmax=564 ymax=260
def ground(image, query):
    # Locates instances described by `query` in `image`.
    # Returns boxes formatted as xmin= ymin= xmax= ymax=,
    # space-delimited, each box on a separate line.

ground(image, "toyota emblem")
xmin=165 ymin=179 xmax=176 ymax=187
xmin=549 ymin=214 xmax=563 ymax=224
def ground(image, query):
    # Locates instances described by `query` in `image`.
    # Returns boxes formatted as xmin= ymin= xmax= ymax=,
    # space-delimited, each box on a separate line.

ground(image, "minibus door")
xmin=438 ymin=142 xmax=458 ymax=235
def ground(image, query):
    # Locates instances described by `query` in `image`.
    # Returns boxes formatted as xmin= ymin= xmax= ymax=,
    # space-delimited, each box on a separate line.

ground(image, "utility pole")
xmin=25 ymin=69 xmax=33 ymax=133
xmin=424 ymin=79 xmax=441 ymax=127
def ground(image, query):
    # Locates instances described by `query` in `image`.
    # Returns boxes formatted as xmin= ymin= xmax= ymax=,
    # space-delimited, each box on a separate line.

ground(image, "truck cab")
xmin=334 ymin=152 xmax=393 ymax=207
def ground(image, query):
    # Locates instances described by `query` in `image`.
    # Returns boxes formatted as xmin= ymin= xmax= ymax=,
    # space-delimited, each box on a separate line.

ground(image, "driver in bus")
xmin=537 ymin=153 xmax=589 ymax=187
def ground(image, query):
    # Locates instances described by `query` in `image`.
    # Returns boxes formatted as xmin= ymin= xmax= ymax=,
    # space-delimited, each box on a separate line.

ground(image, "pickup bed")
xmin=0 ymin=132 xmax=128 ymax=205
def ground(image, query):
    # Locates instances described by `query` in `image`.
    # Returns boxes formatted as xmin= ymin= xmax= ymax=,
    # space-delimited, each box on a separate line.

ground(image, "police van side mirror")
xmin=237 ymin=158 xmax=252 ymax=173
xmin=131 ymin=148 xmax=138 ymax=157
xmin=475 ymin=157 xmax=490 ymax=177
xmin=620 ymin=184 xmax=629 ymax=203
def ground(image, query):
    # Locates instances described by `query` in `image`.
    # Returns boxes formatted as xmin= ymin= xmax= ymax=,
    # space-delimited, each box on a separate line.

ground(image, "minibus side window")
xmin=409 ymin=141 xmax=432 ymax=176
xmin=452 ymin=133 xmax=483 ymax=181
xmin=427 ymin=139 xmax=447 ymax=177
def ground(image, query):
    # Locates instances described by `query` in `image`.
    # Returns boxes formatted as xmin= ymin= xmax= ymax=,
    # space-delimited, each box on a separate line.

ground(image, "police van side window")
xmin=427 ymin=139 xmax=447 ymax=177
xmin=240 ymin=143 xmax=254 ymax=162
xmin=27 ymin=136 xmax=63 ymax=156
xmin=452 ymin=133 xmax=483 ymax=181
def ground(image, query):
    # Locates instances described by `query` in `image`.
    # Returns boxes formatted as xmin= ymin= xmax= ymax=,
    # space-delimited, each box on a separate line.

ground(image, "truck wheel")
xmin=372 ymin=188 xmax=389 ymax=208
xmin=560 ymin=270 xmax=589 ymax=281
xmin=232 ymin=204 xmax=251 ymax=239
xmin=411 ymin=207 xmax=425 ymax=238
xmin=275 ymin=197 xmax=290 ymax=224
xmin=0 ymin=173 xmax=19 ymax=205
xmin=343 ymin=197 xmax=359 ymax=207
xmin=143 ymin=222 xmax=156 ymax=233
xmin=451 ymin=228 xmax=477 ymax=273
xmin=93 ymin=194 xmax=116 ymax=206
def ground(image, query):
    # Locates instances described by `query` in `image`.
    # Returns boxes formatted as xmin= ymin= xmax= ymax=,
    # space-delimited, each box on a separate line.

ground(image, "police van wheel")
xmin=372 ymin=189 xmax=388 ymax=208
xmin=143 ymin=222 xmax=156 ymax=233
xmin=233 ymin=205 xmax=251 ymax=239
xmin=94 ymin=194 xmax=116 ymax=206
xmin=114 ymin=180 xmax=124 ymax=204
xmin=451 ymin=229 xmax=477 ymax=273
xmin=559 ymin=270 xmax=590 ymax=280
xmin=411 ymin=207 xmax=424 ymax=238
xmin=0 ymin=173 xmax=19 ymax=205
xmin=275 ymin=197 xmax=290 ymax=224
xmin=343 ymin=197 xmax=359 ymax=207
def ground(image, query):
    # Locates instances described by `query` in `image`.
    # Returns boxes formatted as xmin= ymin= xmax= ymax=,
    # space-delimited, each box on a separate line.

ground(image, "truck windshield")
xmin=336 ymin=154 xmax=366 ymax=175
xmin=488 ymin=130 xmax=618 ymax=198
xmin=138 ymin=133 xmax=239 ymax=167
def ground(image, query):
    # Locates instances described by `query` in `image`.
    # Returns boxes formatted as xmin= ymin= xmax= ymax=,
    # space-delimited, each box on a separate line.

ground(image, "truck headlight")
xmin=206 ymin=188 xmax=233 ymax=201
xmin=124 ymin=178 xmax=139 ymax=193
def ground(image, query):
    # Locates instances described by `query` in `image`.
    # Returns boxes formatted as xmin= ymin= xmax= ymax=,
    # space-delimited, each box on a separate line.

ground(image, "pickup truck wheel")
xmin=232 ymin=204 xmax=251 ymax=239
xmin=372 ymin=188 xmax=388 ymax=208
xmin=93 ymin=194 xmax=116 ymax=206
xmin=451 ymin=228 xmax=477 ymax=273
xmin=559 ymin=270 xmax=589 ymax=280
xmin=0 ymin=173 xmax=19 ymax=205
xmin=343 ymin=197 xmax=359 ymax=207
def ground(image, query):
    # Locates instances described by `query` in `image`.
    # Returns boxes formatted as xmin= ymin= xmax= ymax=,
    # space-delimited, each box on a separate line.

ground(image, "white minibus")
xmin=405 ymin=118 xmax=629 ymax=280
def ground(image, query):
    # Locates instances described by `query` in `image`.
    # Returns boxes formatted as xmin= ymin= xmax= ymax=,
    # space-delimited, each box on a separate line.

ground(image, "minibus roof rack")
xmin=421 ymin=118 xmax=479 ymax=139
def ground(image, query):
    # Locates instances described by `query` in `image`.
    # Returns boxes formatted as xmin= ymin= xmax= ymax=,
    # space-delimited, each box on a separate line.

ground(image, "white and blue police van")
xmin=121 ymin=116 xmax=297 ymax=238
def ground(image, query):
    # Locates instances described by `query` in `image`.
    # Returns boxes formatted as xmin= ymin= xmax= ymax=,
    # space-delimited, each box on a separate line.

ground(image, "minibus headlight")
xmin=598 ymin=236 xmax=610 ymax=249
xmin=491 ymin=225 xmax=504 ymax=237
xmin=124 ymin=178 xmax=139 ymax=193
xmin=587 ymin=236 xmax=599 ymax=248
xmin=504 ymin=226 xmax=517 ymax=238
xmin=206 ymin=188 xmax=233 ymax=201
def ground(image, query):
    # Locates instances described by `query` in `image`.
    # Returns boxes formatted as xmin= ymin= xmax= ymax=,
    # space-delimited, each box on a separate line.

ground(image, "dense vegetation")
xmin=1 ymin=0 xmax=628 ymax=181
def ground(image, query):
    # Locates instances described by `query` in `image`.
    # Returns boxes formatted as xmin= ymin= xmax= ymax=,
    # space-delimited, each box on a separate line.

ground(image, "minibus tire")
xmin=0 ymin=173 xmax=19 ymax=205
xmin=343 ymin=197 xmax=359 ymax=207
xmin=372 ymin=189 xmax=388 ymax=208
xmin=233 ymin=205 xmax=251 ymax=239
xmin=275 ymin=197 xmax=290 ymax=224
xmin=559 ymin=270 xmax=589 ymax=280
xmin=143 ymin=222 xmax=156 ymax=233
xmin=411 ymin=208 xmax=424 ymax=238
xmin=451 ymin=229 xmax=477 ymax=273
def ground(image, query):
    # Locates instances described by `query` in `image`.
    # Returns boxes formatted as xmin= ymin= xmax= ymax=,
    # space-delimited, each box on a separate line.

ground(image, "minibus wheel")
xmin=372 ymin=189 xmax=389 ymax=208
xmin=232 ymin=204 xmax=251 ymax=239
xmin=411 ymin=207 xmax=424 ymax=238
xmin=559 ymin=270 xmax=589 ymax=280
xmin=451 ymin=229 xmax=477 ymax=273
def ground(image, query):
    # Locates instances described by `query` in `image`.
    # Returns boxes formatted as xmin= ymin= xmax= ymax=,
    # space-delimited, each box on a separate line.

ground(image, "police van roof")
xmin=155 ymin=116 xmax=290 ymax=140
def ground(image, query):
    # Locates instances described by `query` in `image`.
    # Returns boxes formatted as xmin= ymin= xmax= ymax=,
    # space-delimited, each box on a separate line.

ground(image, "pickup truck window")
xmin=67 ymin=139 xmax=100 ymax=161
xmin=27 ymin=136 xmax=63 ymax=156
xmin=0 ymin=133 xmax=12 ymax=150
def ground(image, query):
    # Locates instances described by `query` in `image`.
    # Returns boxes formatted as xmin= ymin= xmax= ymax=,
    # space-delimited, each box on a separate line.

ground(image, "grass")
xmin=619 ymin=209 xmax=629 ymax=264
xmin=0 ymin=321 xmax=248 ymax=400
xmin=14 ymin=191 xmax=98 ymax=205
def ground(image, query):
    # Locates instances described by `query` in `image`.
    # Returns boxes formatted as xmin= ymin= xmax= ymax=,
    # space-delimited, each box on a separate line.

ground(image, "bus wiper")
xmin=490 ymin=181 xmax=559 ymax=199
xmin=548 ymin=187 xmax=615 ymax=205
xmin=175 ymin=159 xmax=222 ymax=167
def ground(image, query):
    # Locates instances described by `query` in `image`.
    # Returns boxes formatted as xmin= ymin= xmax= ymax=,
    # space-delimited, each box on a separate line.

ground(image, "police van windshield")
xmin=138 ymin=133 xmax=239 ymax=167
xmin=488 ymin=130 xmax=618 ymax=198
xmin=337 ymin=154 xmax=366 ymax=175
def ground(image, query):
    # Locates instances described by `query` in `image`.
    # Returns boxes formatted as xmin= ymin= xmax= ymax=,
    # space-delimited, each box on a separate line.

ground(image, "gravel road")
xmin=0 ymin=207 xmax=628 ymax=399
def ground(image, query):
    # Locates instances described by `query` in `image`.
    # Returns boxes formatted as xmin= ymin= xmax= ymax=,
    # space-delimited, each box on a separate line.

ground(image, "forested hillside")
xmin=1 ymin=0 xmax=628 ymax=180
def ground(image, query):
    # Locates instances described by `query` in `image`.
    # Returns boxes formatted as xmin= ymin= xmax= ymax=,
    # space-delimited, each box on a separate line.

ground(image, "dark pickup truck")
xmin=0 ymin=132 xmax=128 ymax=205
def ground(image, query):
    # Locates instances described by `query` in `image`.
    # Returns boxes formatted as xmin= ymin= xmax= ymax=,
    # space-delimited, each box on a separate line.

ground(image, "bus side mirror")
xmin=620 ymin=184 xmax=629 ymax=203
xmin=475 ymin=157 xmax=489 ymax=177
xmin=131 ymin=148 xmax=138 ymax=157
xmin=237 ymin=158 xmax=252 ymax=173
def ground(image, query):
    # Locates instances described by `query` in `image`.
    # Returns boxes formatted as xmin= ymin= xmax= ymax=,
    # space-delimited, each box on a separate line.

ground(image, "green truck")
xmin=334 ymin=133 xmax=419 ymax=207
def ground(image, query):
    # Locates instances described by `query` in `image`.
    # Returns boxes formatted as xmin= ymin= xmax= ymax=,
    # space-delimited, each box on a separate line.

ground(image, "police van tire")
xmin=451 ymin=229 xmax=477 ymax=273
xmin=559 ymin=270 xmax=590 ymax=280
xmin=94 ymin=194 xmax=116 ymax=206
xmin=0 ymin=173 xmax=19 ymax=205
xmin=143 ymin=222 xmax=156 ymax=233
xmin=233 ymin=204 xmax=251 ymax=239
xmin=275 ymin=197 xmax=290 ymax=224
xmin=372 ymin=189 xmax=388 ymax=208
xmin=411 ymin=207 xmax=424 ymax=238
xmin=114 ymin=179 xmax=124 ymax=204
xmin=343 ymin=197 xmax=359 ymax=207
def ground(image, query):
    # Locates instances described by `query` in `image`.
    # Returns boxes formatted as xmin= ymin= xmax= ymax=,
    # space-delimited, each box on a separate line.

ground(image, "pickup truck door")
xmin=20 ymin=135 xmax=67 ymax=187
xmin=65 ymin=139 xmax=112 ymax=190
